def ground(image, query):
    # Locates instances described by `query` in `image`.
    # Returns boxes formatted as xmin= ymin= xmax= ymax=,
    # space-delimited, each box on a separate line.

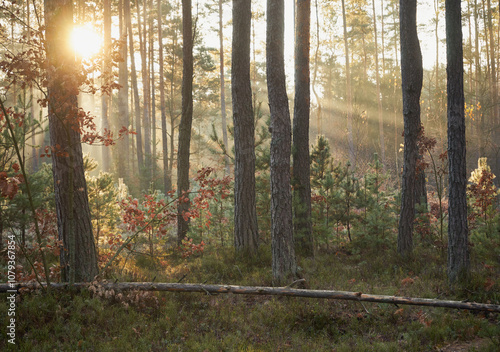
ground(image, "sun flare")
xmin=71 ymin=24 xmax=102 ymax=59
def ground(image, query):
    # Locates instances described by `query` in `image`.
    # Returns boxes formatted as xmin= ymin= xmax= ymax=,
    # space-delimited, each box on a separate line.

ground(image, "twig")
xmin=285 ymin=278 xmax=306 ymax=288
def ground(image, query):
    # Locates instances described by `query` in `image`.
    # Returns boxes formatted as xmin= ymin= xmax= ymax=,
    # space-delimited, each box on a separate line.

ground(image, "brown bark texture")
xmin=5 ymin=282 xmax=499 ymax=313
xmin=125 ymin=0 xmax=144 ymax=173
xmin=446 ymin=0 xmax=469 ymax=283
xmin=397 ymin=0 xmax=423 ymax=257
xmin=137 ymin=0 xmax=152 ymax=175
xmin=101 ymin=0 xmax=112 ymax=172
xmin=177 ymin=0 xmax=194 ymax=243
xmin=117 ymin=0 xmax=130 ymax=181
xmin=267 ymin=0 xmax=297 ymax=285
xmin=158 ymin=0 xmax=171 ymax=192
xmin=44 ymin=0 xmax=98 ymax=282
xmin=293 ymin=0 xmax=313 ymax=257
xmin=231 ymin=0 xmax=259 ymax=253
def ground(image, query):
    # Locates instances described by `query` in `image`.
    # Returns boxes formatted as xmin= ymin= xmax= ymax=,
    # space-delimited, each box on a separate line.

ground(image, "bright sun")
xmin=71 ymin=24 xmax=102 ymax=59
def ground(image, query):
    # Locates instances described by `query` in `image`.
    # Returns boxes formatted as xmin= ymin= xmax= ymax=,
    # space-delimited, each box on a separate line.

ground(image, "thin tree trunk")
xmin=27 ymin=2 xmax=38 ymax=172
xmin=446 ymin=0 xmax=469 ymax=283
xmin=8 ymin=282 xmax=499 ymax=313
xmin=380 ymin=0 xmax=385 ymax=73
xmin=372 ymin=0 xmax=385 ymax=167
xmin=168 ymin=8 xmax=179 ymax=188
xmin=137 ymin=0 xmax=152 ymax=180
xmin=434 ymin=0 xmax=440 ymax=108
xmin=312 ymin=0 xmax=321 ymax=135
xmin=219 ymin=0 xmax=230 ymax=175
xmin=474 ymin=0 xmax=484 ymax=156
xmin=150 ymin=0 xmax=156 ymax=184
xmin=158 ymin=0 xmax=171 ymax=192
xmin=117 ymin=0 xmax=130 ymax=181
xmin=125 ymin=0 xmax=144 ymax=175
xmin=486 ymin=0 xmax=497 ymax=122
xmin=293 ymin=0 xmax=313 ymax=257
xmin=177 ymin=0 xmax=194 ymax=243
xmin=341 ymin=0 xmax=354 ymax=166
xmin=398 ymin=0 xmax=423 ymax=257
xmin=101 ymin=0 xmax=112 ymax=172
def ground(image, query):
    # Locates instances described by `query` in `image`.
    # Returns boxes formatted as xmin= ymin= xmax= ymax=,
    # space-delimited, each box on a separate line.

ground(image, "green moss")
xmin=1 ymin=243 xmax=498 ymax=352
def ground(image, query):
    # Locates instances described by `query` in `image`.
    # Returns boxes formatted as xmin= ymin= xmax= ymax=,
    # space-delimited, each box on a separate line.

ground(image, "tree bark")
xmin=232 ymin=0 xmax=259 ymax=254
xmin=149 ymin=0 xmax=157 ymax=184
xmin=372 ymin=0 xmax=386 ymax=167
xmin=137 ymin=0 xmax=152 ymax=180
xmin=341 ymin=0 xmax=355 ymax=165
xmin=44 ymin=0 xmax=98 ymax=282
xmin=125 ymin=0 xmax=144 ymax=176
xmin=7 ymin=282 xmax=500 ymax=313
xmin=158 ymin=0 xmax=171 ymax=192
xmin=219 ymin=0 xmax=230 ymax=176
xmin=312 ymin=0 xmax=321 ymax=135
xmin=398 ymin=0 xmax=423 ymax=257
xmin=101 ymin=0 xmax=112 ymax=173
xmin=486 ymin=0 xmax=497 ymax=123
xmin=117 ymin=0 xmax=130 ymax=181
xmin=267 ymin=0 xmax=297 ymax=285
xmin=177 ymin=0 xmax=194 ymax=243
xmin=473 ymin=0 xmax=484 ymax=157
xmin=293 ymin=0 xmax=313 ymax=257
xmin=446 ymin=0 xmax=469 ymax=283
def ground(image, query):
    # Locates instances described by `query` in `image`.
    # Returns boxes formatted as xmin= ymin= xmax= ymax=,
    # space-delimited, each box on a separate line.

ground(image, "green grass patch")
xmin=1 ymin=244 xmax=499 ymax=351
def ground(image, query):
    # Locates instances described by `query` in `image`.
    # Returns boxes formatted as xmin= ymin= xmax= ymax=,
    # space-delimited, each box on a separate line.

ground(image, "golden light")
xmin=71 ymin=24 xmax=102 ymax=59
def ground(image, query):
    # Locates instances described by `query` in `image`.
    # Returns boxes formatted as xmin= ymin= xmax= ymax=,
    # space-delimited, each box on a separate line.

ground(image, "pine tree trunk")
xmin=177 ymin=0 xmax=194 ymax=244
xmin=486 ymin=0 xmax=497 ymax=122
xmin=219 ymin=0 xmax=230 ymax=176
xmin=44 ymin=0 xmax=98 ymax=282
xmin=232 ymin=0 xmax=259 ymax=254
xmin=293 ymin=0 xmax=313 ymax=257
xmin=101 ymin=0 xmax=112 ymax=173
xmin=473 ymin=0 xmax=484 ymax=157
xmin=117 ymin=0 xmax=130 ymax=181
xmin=27 ymin=2 xmax=38 ymax=173
xmin=125 ymin=0 xmax=144 ymax=176
xmin=446 ymin=0 xmax=469 ymax=283
xmin=398 ymin=0 xmax=423 ymax=257
xmin=372 ymin=0 xmax=385 ymax=167
xmin=137 ymin=0 xmax=152 ymax=180
xmin=158 ymin=0 xmax=171 ymax=192
xmin=267 ymin=0 xmax=297 ymax=285
xmin=312 ymin=0 xmax=321 ymax=135
xmin=380 ymin=0 xmax=385 ymax=73
xmin=168 ymin=14 xmax=179 ymax=189
xmin=341 ymin=0 xmax=354 ymax=165
xmin=149 ymin=0 xmax=156 ymax=184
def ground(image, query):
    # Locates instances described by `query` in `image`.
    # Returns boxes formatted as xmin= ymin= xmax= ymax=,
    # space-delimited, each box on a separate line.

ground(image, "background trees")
xmin=0 ymin=0 xmax=498 ymax=290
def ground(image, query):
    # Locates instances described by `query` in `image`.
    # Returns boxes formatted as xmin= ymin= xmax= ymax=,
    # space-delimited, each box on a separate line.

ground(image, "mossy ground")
xmin=1 ymin=243 xmax=498 ymax=351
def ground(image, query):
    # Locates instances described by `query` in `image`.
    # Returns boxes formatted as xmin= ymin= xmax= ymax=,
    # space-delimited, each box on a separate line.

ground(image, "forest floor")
xmin=1 ymin=241 xmax=499 ymax=351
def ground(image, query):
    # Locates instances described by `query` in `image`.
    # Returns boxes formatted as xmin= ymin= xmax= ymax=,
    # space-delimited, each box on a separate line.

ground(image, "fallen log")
xmin=1 ymin=282 xmax=499 ymax=313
